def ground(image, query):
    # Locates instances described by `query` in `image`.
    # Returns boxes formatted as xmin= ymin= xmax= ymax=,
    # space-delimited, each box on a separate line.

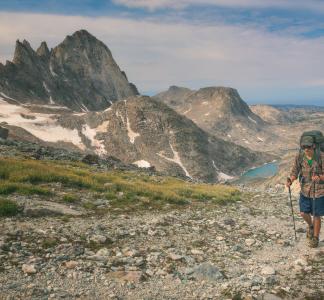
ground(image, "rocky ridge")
xmin=0 ymin=30 xmax=138 ymax=111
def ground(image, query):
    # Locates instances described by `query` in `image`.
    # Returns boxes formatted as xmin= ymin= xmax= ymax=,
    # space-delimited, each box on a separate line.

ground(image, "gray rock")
xmin=192 ymin=262 xmax=224 ymax=281
xmin=0 ymin=126 xmax=9 ymax=139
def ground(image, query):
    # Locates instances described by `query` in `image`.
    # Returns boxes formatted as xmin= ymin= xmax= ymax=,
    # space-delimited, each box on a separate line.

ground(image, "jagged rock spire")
xmin=36 ymin=41 xmax=50 ymax=58
xmin=0 ymin=30 xmax=139 ymax=111
xmin=13 ymin=39 xmax=36 ymax=65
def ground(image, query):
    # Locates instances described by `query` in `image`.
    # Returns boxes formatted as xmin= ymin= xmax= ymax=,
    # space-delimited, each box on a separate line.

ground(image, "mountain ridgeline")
xmin=0 ymin=30 xmax=138 ymax=111
xmin=0 ymin=30 xmax=276 ymax=182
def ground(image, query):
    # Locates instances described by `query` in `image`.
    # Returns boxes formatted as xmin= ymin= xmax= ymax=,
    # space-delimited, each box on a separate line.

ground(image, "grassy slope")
xmin=0 ymin=157 xmax=241 ymax=214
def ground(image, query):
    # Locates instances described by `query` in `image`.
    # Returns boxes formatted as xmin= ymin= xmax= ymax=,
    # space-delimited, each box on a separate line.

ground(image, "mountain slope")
xmin=250 ymin=104 xmax=293 ymax=124
xmin=57 ymin=95 xmax=273 ymax=182
xmin=154 ymin=86 xmax=278 ymax=151
xmin=0 ymin=94 xmax=271 ymax=182
xmin=0 ymin=30 xmax=138 ymax=111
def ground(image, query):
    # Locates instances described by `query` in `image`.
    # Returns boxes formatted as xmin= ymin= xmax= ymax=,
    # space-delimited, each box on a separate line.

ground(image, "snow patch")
xmin=43 ymin=81 xmax=50 ymax=93
xmin=80 ymin=103 xmax=89 ymax=112
xmin=49 ymin=64 xmax=57 ymax=76
xmin=124 ymin=100 xmax=140 ymax=144
xmin=157 ymin=142 xmax=192 ymax=179
xmin=126 ymin=114 xmax=140 ymax=144
xmin=0 ymin=92 xmax=18 ymax=102
xmin=248 ymin=116 xmax=257 ymax=124
xmin=132 ymin=160 xmax=151 ymax=168
xmin=183 ymin=105 xmax=192 ymax=115
xmin=82 ymin=125 xmax=107 ymax=155
xmin=43 ymin=82 xmax=55 ymax=104
xmin=0 ymin=99 xmax=83 ymax=148
xmin=218 ymin=172 xmax=234 ymax=182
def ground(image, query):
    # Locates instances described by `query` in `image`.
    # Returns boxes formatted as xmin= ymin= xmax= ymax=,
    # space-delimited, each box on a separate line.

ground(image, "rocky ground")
xmin=0 ymin=185 xmax=323 ymax=300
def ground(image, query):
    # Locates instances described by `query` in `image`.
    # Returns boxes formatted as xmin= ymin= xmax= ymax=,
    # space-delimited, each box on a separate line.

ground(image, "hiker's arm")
xmin=286 ymin=155 xmax=299 ymax=186
xmin=320 ymin=158 xmax=324 ymax=181
xmin=289 ymin=155 xmax=300 ymax=182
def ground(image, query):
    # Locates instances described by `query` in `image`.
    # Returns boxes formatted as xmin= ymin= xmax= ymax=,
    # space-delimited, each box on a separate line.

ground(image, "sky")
xmin=0 ymin=0 xmax=324 ymax=106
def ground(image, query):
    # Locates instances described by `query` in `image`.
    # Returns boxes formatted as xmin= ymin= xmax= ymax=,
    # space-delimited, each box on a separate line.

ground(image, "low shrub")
xmin=0 ymin=199 xmax=19 ymax=217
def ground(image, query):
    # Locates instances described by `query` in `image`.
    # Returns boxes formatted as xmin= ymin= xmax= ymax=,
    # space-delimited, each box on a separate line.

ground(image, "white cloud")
xmin=0 ymin=12 xmax=324 ymax=102
xmin=112 ymin=0 xmax=324 ymax=12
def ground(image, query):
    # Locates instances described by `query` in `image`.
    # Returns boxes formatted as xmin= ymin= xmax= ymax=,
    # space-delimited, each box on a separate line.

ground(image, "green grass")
xmin=0 ymin=182 xmax=51 ymax=196
xmin=62 ymin=194 xmax=80 ymax=203
xmin=0 ymin=199 xmax=19 ymax=217
xmin=0 ymin=157 xmax=241 ymax=210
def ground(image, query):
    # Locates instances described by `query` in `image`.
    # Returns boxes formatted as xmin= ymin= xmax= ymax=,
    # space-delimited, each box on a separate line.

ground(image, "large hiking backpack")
xmin=298 ymin=130 xmax=324 ymax=174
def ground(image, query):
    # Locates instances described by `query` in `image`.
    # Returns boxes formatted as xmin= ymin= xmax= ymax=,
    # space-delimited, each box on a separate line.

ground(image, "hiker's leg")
xmin=300 ymin=212 xmax=312 ymax=226
xmin=313 ymin=217 xmax=321 ymax=238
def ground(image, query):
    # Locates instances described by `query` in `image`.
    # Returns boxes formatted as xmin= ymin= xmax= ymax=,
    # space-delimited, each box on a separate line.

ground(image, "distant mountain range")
xmin=271 ymin=104 xmax=324 ymax=111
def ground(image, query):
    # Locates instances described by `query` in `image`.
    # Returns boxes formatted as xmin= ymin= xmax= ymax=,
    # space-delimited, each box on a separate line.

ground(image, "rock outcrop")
xmin=0 ymin=30 xmax=138 ymax=111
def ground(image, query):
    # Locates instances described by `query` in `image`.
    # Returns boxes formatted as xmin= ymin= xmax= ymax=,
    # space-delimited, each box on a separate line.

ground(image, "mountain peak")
xmin=13 ymin=39 xmax=36 ymax=65
xmin=168 ymin=85 xmax=191 ymax=91
xmin=72 ymin=29 xmax=94 ymax=38
xmin=63 ymin=29 xmax=100 ymax=46
xmin=0 ymin=30 xmax=139 ymax=111
xmin=36 ymin=41 xmax=50 ymax=58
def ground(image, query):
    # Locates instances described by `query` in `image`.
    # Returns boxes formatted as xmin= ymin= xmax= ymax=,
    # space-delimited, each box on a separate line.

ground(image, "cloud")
xmin=112 ymin=0 xmax=324 ymax=13
xmin=0 ymin=12 xmax=324 ymax=103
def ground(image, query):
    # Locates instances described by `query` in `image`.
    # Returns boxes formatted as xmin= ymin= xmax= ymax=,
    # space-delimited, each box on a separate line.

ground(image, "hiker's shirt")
xmin=290 ymin=153 xmax=324 ymax=198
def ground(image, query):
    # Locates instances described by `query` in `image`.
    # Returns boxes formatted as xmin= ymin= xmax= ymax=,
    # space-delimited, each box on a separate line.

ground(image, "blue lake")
xmin=241 ymin=162 xmax=279 ymax=180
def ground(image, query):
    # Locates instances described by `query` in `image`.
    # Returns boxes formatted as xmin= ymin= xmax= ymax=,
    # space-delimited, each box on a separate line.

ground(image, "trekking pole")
xmin=312 ymin=172 xmax=316 ymax=230
xmin=287 ymin=178 xmax=297 ymax=240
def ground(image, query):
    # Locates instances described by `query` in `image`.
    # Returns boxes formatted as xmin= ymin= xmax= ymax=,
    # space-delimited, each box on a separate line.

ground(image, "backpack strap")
xmin=298 ymin=149 xmax=303 ymax=181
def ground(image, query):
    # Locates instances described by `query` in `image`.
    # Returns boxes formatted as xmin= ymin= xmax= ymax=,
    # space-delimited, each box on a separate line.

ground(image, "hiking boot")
xmin=308 ymin=236 xmax=319 ymax=248
xmin=306 ymin=225 xmax=314 ymax=240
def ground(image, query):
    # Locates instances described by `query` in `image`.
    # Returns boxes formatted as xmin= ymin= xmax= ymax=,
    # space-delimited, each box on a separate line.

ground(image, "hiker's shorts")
xmin=299 ymin=193 xmax=324 ymax=216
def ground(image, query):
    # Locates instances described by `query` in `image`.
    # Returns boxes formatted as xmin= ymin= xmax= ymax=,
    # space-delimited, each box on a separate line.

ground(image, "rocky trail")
xmin=0 ymin=186 xmax=323 ymax=300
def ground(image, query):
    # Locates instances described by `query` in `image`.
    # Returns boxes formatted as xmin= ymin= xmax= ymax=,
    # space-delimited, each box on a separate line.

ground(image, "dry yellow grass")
xmin=0 ymin=157 xmax=240 ymax=207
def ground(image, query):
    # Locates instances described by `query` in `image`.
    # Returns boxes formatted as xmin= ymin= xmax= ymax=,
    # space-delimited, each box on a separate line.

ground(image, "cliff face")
xmin=0 ymin=30 xmax=138 ymax=111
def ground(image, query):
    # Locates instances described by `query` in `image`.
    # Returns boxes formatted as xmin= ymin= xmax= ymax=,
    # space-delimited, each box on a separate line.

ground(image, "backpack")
xmin=298 ymin=130 xmax=324 ymax=176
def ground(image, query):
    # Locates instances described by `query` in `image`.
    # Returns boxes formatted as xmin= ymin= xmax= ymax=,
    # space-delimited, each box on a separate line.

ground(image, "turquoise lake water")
xmin=241 ymin=162 xmax=279 ymax=180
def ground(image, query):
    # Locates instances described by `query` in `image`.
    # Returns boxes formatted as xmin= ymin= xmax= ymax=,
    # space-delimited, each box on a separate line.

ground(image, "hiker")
xmin=286 ymin=135 xmax=324 ymax=248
